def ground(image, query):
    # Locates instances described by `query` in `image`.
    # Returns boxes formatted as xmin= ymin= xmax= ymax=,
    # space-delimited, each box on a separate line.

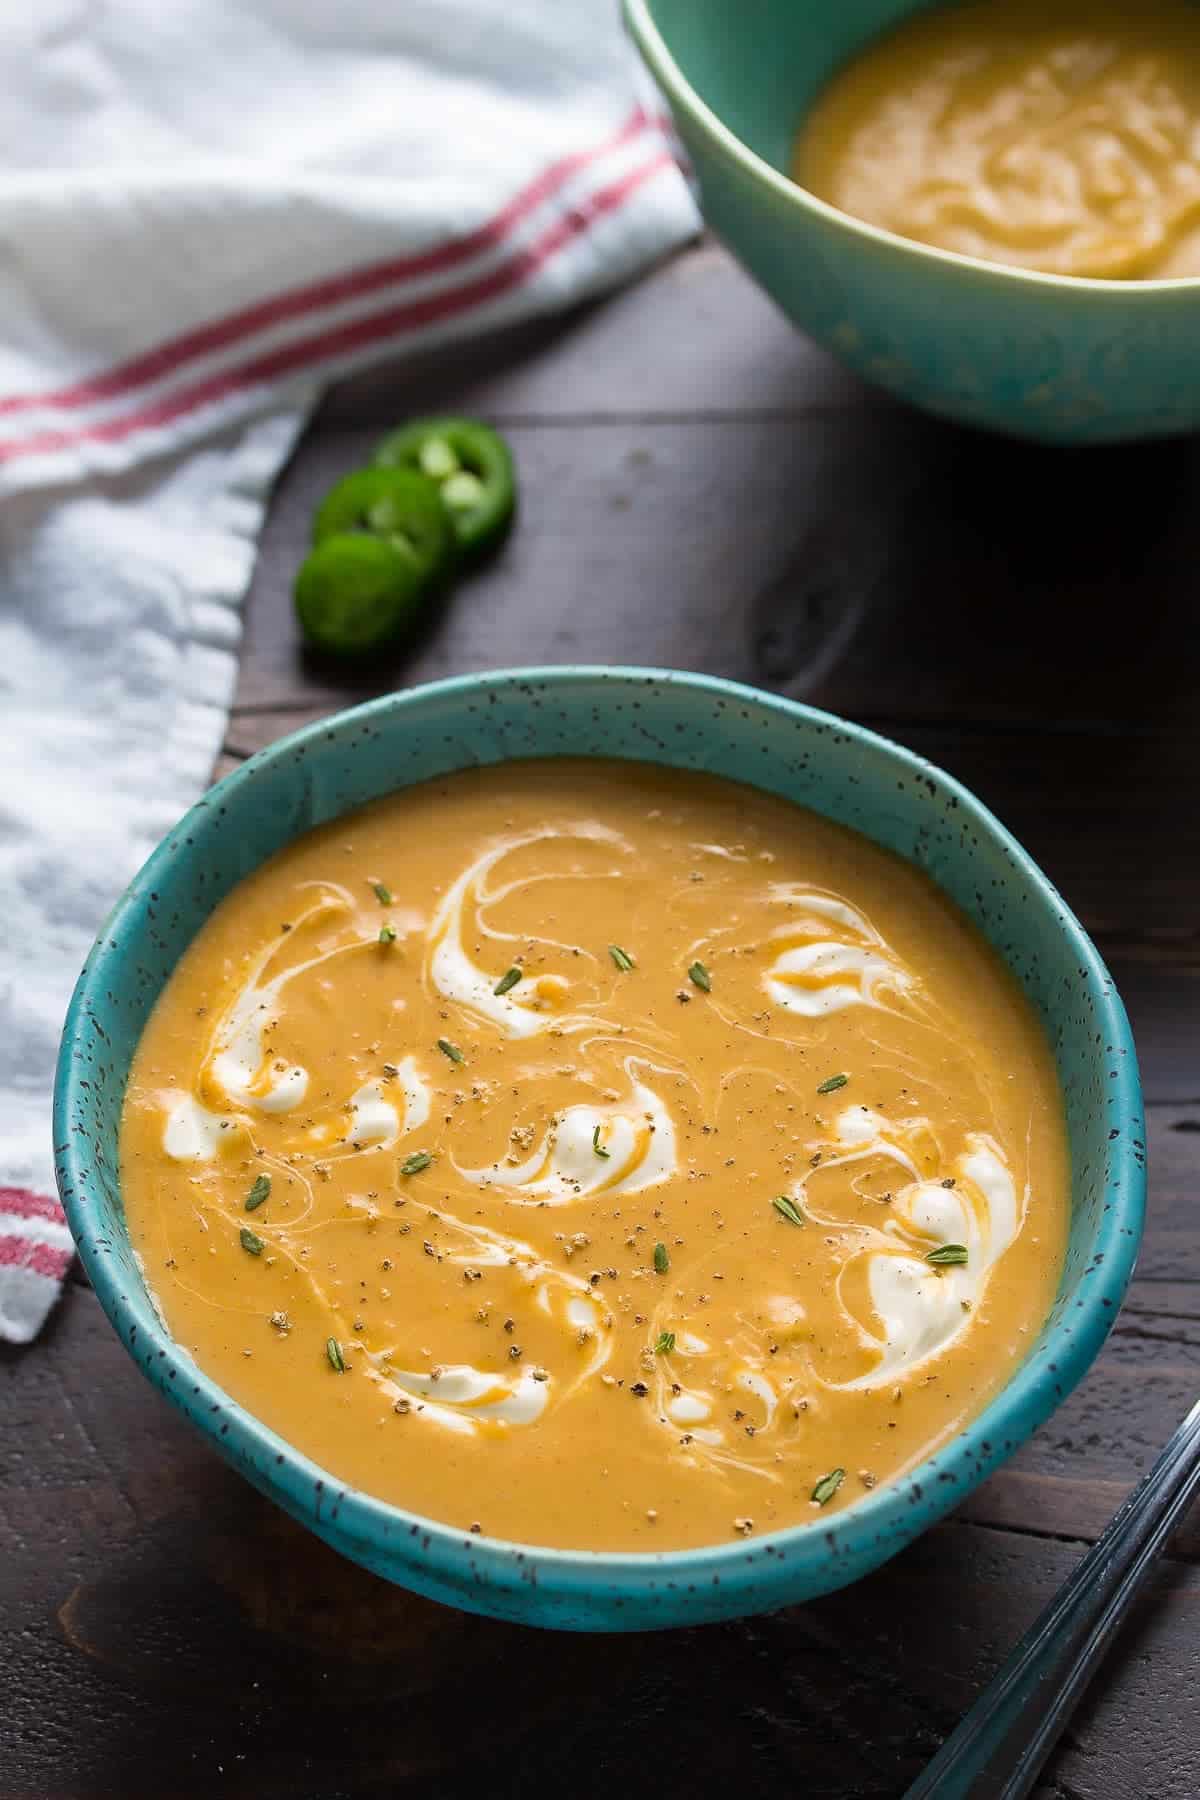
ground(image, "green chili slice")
xmin=294 ymin=535 xmax=433 ymax=657
xmin=374 ymin=417 xmax=516 ymax=562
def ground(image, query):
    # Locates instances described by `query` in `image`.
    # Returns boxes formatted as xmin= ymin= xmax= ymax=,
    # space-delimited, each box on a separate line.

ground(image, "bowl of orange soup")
xmin=624 ymin=0 xmax=1200 ymax=442
xmin=54 ymin=669 xmax=1143 ymax=1630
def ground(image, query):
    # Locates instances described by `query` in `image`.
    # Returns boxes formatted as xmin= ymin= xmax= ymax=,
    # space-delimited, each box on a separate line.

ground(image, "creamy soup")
xmin=121 ymin=761 xmax=1069 ymax=1550
xmin=793 ymin=0 xmax=1200 ymax=279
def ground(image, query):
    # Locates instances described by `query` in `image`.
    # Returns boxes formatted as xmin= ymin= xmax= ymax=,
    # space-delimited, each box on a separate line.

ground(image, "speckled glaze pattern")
xmin=624 ymin=0 xmax=1200 ymax=445
xmin=54 ymin=669 xmax=1144 ymax=1631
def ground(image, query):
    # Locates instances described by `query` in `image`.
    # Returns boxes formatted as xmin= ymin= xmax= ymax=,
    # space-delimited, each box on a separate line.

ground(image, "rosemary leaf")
xmin=812 ymin=1467 xmax=845 ymax=1507
xmin=244 ymin=1174 xmax=271 ymax=1212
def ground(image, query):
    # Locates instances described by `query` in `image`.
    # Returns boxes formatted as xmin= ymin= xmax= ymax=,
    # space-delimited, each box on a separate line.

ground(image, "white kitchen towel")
xmin=0 ymin=0 xmax=698 ymax=1341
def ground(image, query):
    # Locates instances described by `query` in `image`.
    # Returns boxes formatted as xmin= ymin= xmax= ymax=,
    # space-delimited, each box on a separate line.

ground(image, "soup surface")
xmin=121 ymin=761 xmax=1069 ymax=1550
xmin=793 ymin=0 xmax=1200 ymax=279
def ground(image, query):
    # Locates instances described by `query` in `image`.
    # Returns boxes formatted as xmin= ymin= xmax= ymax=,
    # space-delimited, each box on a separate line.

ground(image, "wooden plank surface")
xmin=5 ymin=243 xmax=1199 ymax=1799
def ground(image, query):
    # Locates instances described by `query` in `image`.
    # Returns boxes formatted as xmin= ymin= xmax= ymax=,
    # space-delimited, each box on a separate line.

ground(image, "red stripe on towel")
xmin=0 ymin=1236 xmax=72 ymax=1280
xmin=0 ymin=1187 xmax=66 ymax=1225
xmin=0 ymin=107 xmax=656 ymax=420
xmin=0 ymin=152 xmax=674 ymax=464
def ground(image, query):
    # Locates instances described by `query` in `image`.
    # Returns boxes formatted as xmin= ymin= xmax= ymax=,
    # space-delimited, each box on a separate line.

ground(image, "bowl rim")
xmin=623 ymin=0 xmax=1200 ymax=297
xmin=55 ymin=666 xmax=1144 ymax=1613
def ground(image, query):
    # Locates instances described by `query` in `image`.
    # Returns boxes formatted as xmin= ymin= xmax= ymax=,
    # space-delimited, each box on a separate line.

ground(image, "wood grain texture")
xmin=5 ymin=243 xmax=1199 ymax=1799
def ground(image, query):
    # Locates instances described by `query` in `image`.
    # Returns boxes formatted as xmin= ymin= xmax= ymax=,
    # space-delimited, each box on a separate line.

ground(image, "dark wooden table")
xmin=5 ymin=244 xmax=1199 ymax=1800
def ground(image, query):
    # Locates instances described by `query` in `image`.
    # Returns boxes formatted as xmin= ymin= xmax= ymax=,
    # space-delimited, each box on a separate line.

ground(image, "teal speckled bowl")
xmin=625 ymin=0 xmax=1200 ymax=444
xmin=55 ymin=669 xmax=1143 ymax=1631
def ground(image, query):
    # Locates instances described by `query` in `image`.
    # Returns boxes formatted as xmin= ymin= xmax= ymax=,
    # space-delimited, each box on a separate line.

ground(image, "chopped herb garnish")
xmin=400 ymin=1150 xmax=433 ymax=1176
xmin=244 ymin=1174 xmax=271 ymax=1212
xmin=608 ymin=944 xmax=636 ymax=972
xmin=816 ymin=1073 xmax=849 ymax=1095
xmin=772 ymin=1193 xmax=805 ymax=1228
xmin=812 ymin=1467 xmax=845 ymax=1507
xmin=372 ymin=881 xmax=393 ymax=905
xmin=655 ymin=1330 xmax=676 ymax=1355
xmin=687 ymin=961 xmax=711 ymax=992
xmin=592 ymin=1124 xmax=611 ymax=1159
xmin=379 ymin=925 xmax=397 ymax=945
xmin=326 ymin=1337 xmax=346 ymax=1373
xmin=653 ymin=1241 xmax=670 ymax=1275
xmin=239 ymin=1227 xmax=264 ymax=1256
xmin=926 ymin=1243 xmax=969 ymax=1266
xmin=494 ymin=966 xmax=522 ymax=996
xmin=437 ymin=1037 xmax=464 ymax=1065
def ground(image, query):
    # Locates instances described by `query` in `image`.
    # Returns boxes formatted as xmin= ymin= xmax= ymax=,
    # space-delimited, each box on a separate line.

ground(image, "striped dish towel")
xmin=0 ymin=0 xmax=698 ymax=1342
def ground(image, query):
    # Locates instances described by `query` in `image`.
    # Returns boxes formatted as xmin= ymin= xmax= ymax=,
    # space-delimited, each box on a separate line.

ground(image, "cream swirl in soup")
xmin=120 ymin=761 xmax=1068 ymax=1550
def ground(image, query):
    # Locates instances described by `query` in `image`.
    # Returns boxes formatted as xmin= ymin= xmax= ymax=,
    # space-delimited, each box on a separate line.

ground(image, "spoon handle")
xmin=904 ymin=1395 xmax=1200 ymax=1800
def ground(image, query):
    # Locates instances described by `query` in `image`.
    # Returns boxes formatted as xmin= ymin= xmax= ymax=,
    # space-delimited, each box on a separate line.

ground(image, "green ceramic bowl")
xmin=54 ymin=669 xmax=1144 ymax=1630
xmin=625 ymin=0 xmax=1200 ymax=443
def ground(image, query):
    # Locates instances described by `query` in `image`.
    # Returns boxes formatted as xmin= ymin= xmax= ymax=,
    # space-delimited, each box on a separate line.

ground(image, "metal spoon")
xmin=904 ymin=1395 xmax=1200 ymax=1799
